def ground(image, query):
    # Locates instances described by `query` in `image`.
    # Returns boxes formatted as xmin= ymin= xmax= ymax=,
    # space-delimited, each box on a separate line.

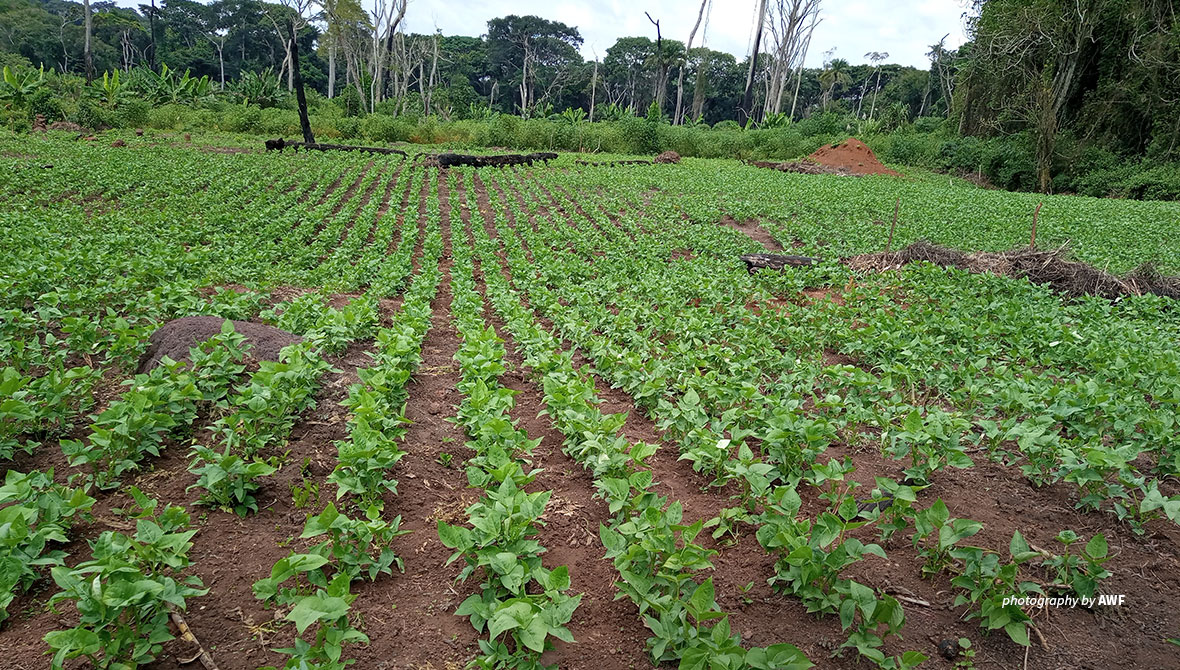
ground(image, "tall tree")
xmin=762 ymin=0 xmax=821 ymax=117
xmin=739 ymin=0 xmax=768 ymax=124
xmin=673 ymin=0 xmax=709 ymax=124
xmin=486 ymin=15 xmax=582 ymax=115
xmin=819 ymin=55 xmax=851 ymax=109
xmin=82 ymin=0 xmax=93 ymax=82
xmin=960 ymin=0 xmax=1115 ymax=192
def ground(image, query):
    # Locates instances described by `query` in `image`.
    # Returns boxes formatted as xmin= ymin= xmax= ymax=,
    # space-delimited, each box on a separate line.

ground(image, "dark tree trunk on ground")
xmin=289 ymin=20 xmax=315 ymax=145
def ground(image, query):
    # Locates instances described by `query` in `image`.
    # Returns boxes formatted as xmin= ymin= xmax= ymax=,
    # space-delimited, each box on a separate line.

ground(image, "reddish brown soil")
xmin=137 ymin=316 xmax=302 ymax=373
xmin=720 ymin=214 xmax=783 ymax=251
xmin=5 ymin=161 xmax=1179 ymax=670
xmin=808 ymin=138 xmax=901 ymax=177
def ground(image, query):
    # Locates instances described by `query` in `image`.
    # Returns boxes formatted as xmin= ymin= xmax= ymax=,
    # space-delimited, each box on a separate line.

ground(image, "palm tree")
xmin=819 ymin=57 xmax=852 ymax=110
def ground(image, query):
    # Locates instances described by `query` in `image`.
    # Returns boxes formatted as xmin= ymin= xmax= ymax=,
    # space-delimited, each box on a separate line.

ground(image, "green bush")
xmin=74 ymin=100 xmax=111 ymax=130
xmin=147 ymin=104 xmax=193 ymax=130
xmin=360 ymin=114 xmax=412 ymax=143
xmin=116 ymin=99 xmax=151 ymax=128
xmin=258 ymin=107 xmax=300 ymax=136
xmin=1113 ymin=163 xmax=1180 ymax=201
xmin=27 ymin=88 xmax=64 ymax=123
xmin=795 ymin=111 xmax=846 ymax=136
xmin=882 ymin=130 xmax=940 ymax=167
xmin=2 ymin=108 xmax=31 ymax=132
xmin=476 ymin=114 xmax=521 ymax=148
xmin=981 ymin=134 xmax=1037 ymax=191
xmin=617 ymin=117 xmax=659 ymax=154
xmin=220 ymin=105 xmax=262 ymax=133
xmin=335 ymin=116 xmax=360 ymax=139
xmin=912 ymin=116 xmax=946 ymax=134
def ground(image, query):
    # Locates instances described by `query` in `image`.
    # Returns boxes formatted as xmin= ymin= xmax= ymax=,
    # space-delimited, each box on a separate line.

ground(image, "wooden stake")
xmin=1030 ymin=201 xmax=1043 ymax=248
xmin=169 ymin=605 xmax=221 ymax=670
xmin=886 ymin=197 xmax=900 ymax=252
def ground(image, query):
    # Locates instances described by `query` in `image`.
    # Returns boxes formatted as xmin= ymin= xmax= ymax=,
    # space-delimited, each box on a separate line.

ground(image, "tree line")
xmin=0 ymin=0 xmax=950 ymax=126
xmin=2 ymin=0 xmax=1178 ymax=195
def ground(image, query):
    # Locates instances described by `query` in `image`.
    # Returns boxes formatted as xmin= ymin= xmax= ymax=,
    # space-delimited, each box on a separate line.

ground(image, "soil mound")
xmin=47 ymin=121 xmax=85 ymax=133
xmin=808 ymin=138 xmax=900 ymax=176
xmin=845 ymin=241 xmax=1180 ymax=300
xmin=655 ymin=151 xmax=681 ymax=164
xmin=137 ymin=316 xmax=302 ymax=373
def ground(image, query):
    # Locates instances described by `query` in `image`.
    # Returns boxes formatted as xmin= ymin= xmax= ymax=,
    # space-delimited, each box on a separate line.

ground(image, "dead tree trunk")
xmin=289 ymin=20 xmax=315 ymax=144
xmin=740 ymin=0 xmax=768 ymax=125
xmin=674 ymin=0 xmax=709 ymax=124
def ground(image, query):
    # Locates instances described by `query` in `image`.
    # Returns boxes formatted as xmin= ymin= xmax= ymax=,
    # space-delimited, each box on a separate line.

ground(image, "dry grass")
xmin=845 ymin=241 xmax=1180 ymax=300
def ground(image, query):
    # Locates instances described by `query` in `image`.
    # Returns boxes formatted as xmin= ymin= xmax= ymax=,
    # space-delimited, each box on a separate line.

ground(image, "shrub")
xmin=116 ymin=99 xmax=150 ymax=128
xmin=883 ymin=130 xmax=940 ymax=167
xmin=221 ymin=105 xmax=262 ymax=133
xmin=795 ymin=111 xmax=846 ymax=136
xmin=74 ymin=101 xmax=110 ymax=130
xmin=147 ymin=103 xmax=192 ymax=130
xmin=27 ymin=88 xmax=64 ymax=122
xmin=335 ymin=116 xmax=360 ymax=139
xmin=258 ymin=107 xmax=300 ymax=136
xmin=912 ymin=116 xmax=946 ymax=134
xmin=360 ymin=114 xmax=413 ymax=143
xmin=981 ymin=134 xmax=1037 ymax=191
xmin=617 ymin=116 xmax=659 ymax=154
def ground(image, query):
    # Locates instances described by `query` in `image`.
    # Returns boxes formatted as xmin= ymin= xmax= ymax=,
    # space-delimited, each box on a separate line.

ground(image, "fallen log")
xmin=264 ymin=138 xmax=406 ymax=156
xmin=574 ymin=159 xmax=653 ymax=167
xmin=740 ymin=253 xmax=821 ymax=274
xmin=436 ymin=152 xmax=558 ymax=168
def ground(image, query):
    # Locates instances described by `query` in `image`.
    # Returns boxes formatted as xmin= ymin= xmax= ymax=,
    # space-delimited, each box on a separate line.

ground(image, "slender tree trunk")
xmin=675 ymin=0 xmax=709 ymax=124
xmin=328 ymin=43 xmax=336 ymax=98
xmin=83 ymin=0 xmax=93 ymax=82
xmin=289 ymin=20 xmax=315 ymax=144
xmin=148 ymin=0 xmax=157 ymax=69
xmin=868 ymin=66 xmax=882 ymax=120
xmin=740 ymin=0 xmax=768 ymax=125
xmin=589 ymin=59 xmax=598 ymax=122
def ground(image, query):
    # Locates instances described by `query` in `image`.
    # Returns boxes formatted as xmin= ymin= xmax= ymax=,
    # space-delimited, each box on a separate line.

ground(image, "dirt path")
xmin=350 ymin=169 xmax=479 ymax=669
xmin=720 ymin=214 xmax=783 ymax=251
xmin=459 ymin=174 xmax=653 ymax=668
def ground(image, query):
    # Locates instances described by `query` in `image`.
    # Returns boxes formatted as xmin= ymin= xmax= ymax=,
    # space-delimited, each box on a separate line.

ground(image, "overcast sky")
xmin=398 ymin=0 xmax=973 ymax=68
xmin=113 ymin=0 xmax=972 ymax=68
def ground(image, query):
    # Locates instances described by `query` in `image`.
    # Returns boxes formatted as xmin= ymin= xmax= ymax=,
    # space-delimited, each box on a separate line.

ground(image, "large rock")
xmin=137 ymin=316 xmax=302 ymax=373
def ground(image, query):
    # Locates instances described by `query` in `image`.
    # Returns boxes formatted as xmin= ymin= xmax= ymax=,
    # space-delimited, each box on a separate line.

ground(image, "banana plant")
xmin=0 ymin=65 xmax=44 ymax=109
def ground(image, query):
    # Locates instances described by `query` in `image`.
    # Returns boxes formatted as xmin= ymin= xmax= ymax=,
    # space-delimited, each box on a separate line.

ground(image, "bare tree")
xmin=740 ymin=0 xmax=769 ymax=124
xmin=855 ymin=50 xmax=887 ymax=118
xmin=673 ymin=0 xmax=710 ymax=124
xmin=788 ymin=10 xmax=820 ymax=119
xmin=866 ymin=50 xmax=889 ymax=120
xmin=645 ymin=12 xmax=668 ymax=113
xmin=761 ymin=0 xmax=822 ymax=118
xmin=369 ymin=0 xmax=408 ymax=111
xmin=589 ymin=47 xmax=599 ymax=121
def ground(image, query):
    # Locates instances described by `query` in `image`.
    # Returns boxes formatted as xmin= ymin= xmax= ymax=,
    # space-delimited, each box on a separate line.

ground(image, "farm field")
xmin=2 ymin=130 xmax=1180 ymax=670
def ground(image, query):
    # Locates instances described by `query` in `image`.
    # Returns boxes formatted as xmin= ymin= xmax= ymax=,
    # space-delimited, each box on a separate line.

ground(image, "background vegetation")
xmin=1 ymin=0 xmax=1178 ymax=200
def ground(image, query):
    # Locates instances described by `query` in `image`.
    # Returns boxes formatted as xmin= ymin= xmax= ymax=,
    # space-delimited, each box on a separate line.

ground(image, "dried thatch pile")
xmin=845 ymin=241 xmax=1180 ymax=300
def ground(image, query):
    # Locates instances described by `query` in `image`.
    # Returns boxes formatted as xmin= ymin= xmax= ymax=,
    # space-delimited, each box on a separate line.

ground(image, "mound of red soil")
xmin=137 ymin=316 xmax=302 ymax=373
xmin=808 ymin=138 xmax=900 ymax=176
xmin=654 ymin=151 xmax=681 ymax=164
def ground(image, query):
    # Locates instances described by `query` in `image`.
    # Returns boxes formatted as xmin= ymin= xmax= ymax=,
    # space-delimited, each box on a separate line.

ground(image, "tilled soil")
xmin=4 ymin=162 xmax=1179 ymax=670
